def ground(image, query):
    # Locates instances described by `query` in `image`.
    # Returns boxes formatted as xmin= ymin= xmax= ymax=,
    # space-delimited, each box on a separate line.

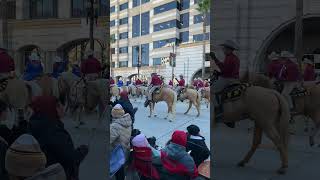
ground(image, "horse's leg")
xmin=264 ymin=127 xmax=288 ymax=174
xmin=153 ymin=102 xmax=157 ymax=117
xmin=195 ymin=101 xmax=200 ymax=117
xmin=184 ymin=101 xmax=192 ymax=115
xmin=238 ymin=125 xmax=262 ymax=167
xmin=148 ymin=103 xmax=152 ymax=118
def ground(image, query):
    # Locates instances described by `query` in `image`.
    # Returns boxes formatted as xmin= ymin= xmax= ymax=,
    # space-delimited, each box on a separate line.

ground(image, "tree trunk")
xmin=1 ymin=0 xmax=8 ymax=49
xmin=201 ymin=14 xmax=206 ymax=79
xmin=294 ymin=0 xmax=303 ymax=84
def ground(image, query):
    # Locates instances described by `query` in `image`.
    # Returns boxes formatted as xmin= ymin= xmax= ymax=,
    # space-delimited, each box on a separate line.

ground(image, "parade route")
xmin=213 ymin=120 xmax=320 ymax=180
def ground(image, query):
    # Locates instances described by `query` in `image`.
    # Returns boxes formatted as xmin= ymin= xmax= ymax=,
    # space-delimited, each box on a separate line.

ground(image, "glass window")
xmin=141 ymin=0 xmax=150 ymax=4
xmin=180 ymin=13 xmax=189 ymax=28
xmin=153 ymin=58 xmax=162 ymax=66
xmin=7 ymin=1 xmax=16 ymax=19
xmin=99 ymin=0 xmax=108 ymax=16
xmin=180 ymin=31 xmax=189 ymax=43
xmin=153 ymin=38 xmax=178 ymax=49
xmin=119 ymin=2 xmax=128 ymax=11
xmin=132 ymin=46 xmax=139 ymax=67
xmin=141 ymin=12 xmax=150 ymax=35
xmin=154 ymin=1 xmax=178 ymax=15
xmin=194 ymin=14 xmax=203 ymax=24
xmin=110 ymin=6 xmax=115 ymax=13
xmin=111 ymin=48 xmax=115 ymax=54
xmin=119 ymin=61 xmax=128 ymax=67
xmin=111 ymin=34 xmax=116 ymax=42
xmin=119 ymin=47 xmax=128 ymax=54
xmin=141 ymin=44 xmax=149 ymax=66
xmin=154 ymin=20 xmax=178 ymax=32
xmin=119 ymin=17 xmax=128 ymax=25
xmin=119 ymin=32 xmax=128 ymax=39
xmin=30 ymin=0 xmax=57 ymax=19
xmin=193 ymin=33 xmax=210 ymax=42
xmin=132 ymin=14 xmax=140 ymax=37
xmin=180 ymin=0 xmax=190 ymax=10
xmin=133 ymin=0 xmax=140 ymax=7
xmin=71 ymin=0 xmax=86 ymax=17
xmin=110 ymin=20 xmax=116 ymax=27
xmin=112 ymin=62 xmax=115 ymax=68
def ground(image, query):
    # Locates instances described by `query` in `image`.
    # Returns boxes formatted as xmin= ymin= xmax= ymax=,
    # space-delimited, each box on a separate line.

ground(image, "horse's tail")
xmin=273 ymin=91 xmax=290 ymax=151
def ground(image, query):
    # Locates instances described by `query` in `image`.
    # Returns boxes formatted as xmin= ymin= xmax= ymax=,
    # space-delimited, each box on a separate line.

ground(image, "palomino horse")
xmin=36 ymin=75 xmax=60 ymax=98
xmin=216 ymin=84 xmax=290 ymax=174
xmin=58 ymin=72 xmax=80 ymax=107
xmin=178 ymin=88 xmax=201 ymax=117
xmin=145 ymin=86 xmax=177 ymax=122
xmin=200 ymin=87 xmax=210 ymax=108
xmin=290 ymin=83 xmax=320 ymax=146
xmin=69 ymin=78 xmax=108 ymax=127
xmin=0 ymin=78 xmax=32 ymax=126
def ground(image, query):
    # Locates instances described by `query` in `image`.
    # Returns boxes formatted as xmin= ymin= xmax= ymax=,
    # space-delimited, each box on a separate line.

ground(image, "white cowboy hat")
xmin=54 ymin=56 xmax=63 ymax=63
xmin=280 ymin=51 xmax=294 ymax=58
xmin=268 ymin=51 xmax=279 ymax=60
xmin=29 ymin=52 xmax=40 ymax=61
xmin=303 ymin=58 xmax=313 ymax=64
xmin=220 ymin=40 xmax=239 ymax=50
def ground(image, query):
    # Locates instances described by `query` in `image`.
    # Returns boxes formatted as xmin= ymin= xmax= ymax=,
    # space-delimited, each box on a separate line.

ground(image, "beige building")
xmin=110 ymin=0 xmax=210 ymax=82
xmin=0 ymin=0 xmax=109 ymax=75
xmin=212 ymin=0 xmax=320 ymax=74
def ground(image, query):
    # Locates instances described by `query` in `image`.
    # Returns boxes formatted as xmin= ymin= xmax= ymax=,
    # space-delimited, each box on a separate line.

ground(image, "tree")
xmin=196 ymin=0 xmax=210 ymax=79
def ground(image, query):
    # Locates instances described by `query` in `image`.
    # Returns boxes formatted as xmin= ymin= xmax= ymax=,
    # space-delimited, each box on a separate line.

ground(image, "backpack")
xmin=25 ymin=163 xmax=66 ymax=180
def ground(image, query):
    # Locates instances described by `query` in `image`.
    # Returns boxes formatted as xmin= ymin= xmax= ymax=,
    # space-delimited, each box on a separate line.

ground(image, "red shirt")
xmin=135 ymin=79 xmax=143 ymax=85
xmin=178 ymin=79 xmax=185 ymax=87
xmin=0 ymin=51 xmax=15 ymax=73
xmin=215 ymin=53 xmax=240 ymax=79
xmin=204 ymin=81 xmax=209 ymax=87
xmin=110 ymin=79 xmax=115 ymax=85
xmin=150 ymin=75 xmax=162 ymax=86
xmin=192 ymin=80 xmax=198 ymax=87
xmin=304 ymin=64 xmax=316 ymax=81
xmin=80 ymin=57 xmax=102 ymax=74
xmin=267 ymin=60 xmax=283 ymax=79
xmin=197 ymin=80 xmax=204 ymax=88
xmin=169 ymin=80 xmax=173 ymax=86
xmin=284 ymin=60 xmax=299 ymax=81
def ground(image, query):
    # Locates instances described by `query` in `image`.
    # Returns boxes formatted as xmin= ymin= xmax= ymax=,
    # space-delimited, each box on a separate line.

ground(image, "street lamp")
xmin=136 ymin=46 xmax=141 ymax=77
xmin=86 ymin=0 xmax=99 ymax=51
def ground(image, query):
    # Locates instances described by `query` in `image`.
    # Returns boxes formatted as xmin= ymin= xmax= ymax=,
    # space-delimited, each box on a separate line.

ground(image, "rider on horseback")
xmin=80 ymin=50 xmax=102 ymax=81
xmin=135 ymin=78 xmax=143 ymax=87
xmin=0 ymin=46 xmax=15 ymax=80
xmin=110 ymin=77 xmax=115 ymax=87
xmin=176 ymin=74 xmax=186 ymax=97
xmin=211 ymin=40 xmax=240 ymax=123
xmin=23 ymin=52 xmax=44 ymax=81
xmin=145 ymin=73 xmax=162 ymax=107
xmin=52 ymin=56 xmax=67 ymax=79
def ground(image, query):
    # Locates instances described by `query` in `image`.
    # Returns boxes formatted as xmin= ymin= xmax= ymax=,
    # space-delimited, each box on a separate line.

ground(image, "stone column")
xmin=58 ymin=0 xmax=71 ymax=19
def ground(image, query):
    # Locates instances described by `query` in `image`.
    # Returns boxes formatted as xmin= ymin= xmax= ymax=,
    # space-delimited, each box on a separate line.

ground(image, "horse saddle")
xmin=221 ymin=83 xmax=251 ymax=102
xmin=153 ymin=86 xmax=162 ymax=95
xmin=290 ymin=87 xmax=309 ymax=97
xmin=0 ymin=78 xmax=9 ymax=92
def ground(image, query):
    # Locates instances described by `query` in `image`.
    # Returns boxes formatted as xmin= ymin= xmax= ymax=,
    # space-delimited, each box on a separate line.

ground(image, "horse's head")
xmin=178 ymin=88 xmax=188 ymax=102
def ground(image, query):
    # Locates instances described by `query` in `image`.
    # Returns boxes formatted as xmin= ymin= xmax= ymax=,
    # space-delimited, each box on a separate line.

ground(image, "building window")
xmin=180 ymin=31 xmax=189 ymax=43
xmin=153 ymin=58 xmax=162 ymax=66
xmin=153 ymin=38 xmax=178 ymax=49
xmin=30 ymin=0 xmax=57 ymax=19
xmin=111 ymin=48 xmax=115 ymax=54
xmin=141 ymin=44 xmax=149 ymax=66
xmin=119 ymin=32 xmax=128 ymax=39
xmin=142 ymin=0 xmax=150 ymax=4
xmin=132 ymin=46 xmax=139 ymax=67
xmin=180 ymin=13 xmax=189 ymax=28
xmin=112 ymin=62 xmax=115 ymax=68
xmin=99 ymin=0 xmax=108 ymax=16
xmin=111 ymin=34 xmax=116 ymax=42
xmin=154 ymin=20 xmax=178 ymax=32
xmin=119 ymin=61 xmax=128 ymax=67
xmin=154 ymin=1 xmax=178 ymax=15
xmin=141 ymin=12 xmax=150 ymax=35
xmin=119 ymin=47 xmax=128 ymax=54
xmin=133 ymin=0 xmax=140 ymax=7
xmin=194 ymin=14 xmax=203 ymax=24
xmin=180 ymin=0 xmax=189 ymax=10
xmin=71 ymin=0 xmax=86 ymax=17
xmin=110 ymin=20 xmax=116 ymax=27
xmin=132 ymin=14 xmax=140 ymax=38
xmin=193 ymin=33 xmax=210 ymax=42
xmin=7 ymin=1 xmax=16 ymax=19
xmin=119 ymin=17 xmax=128 ymax=25
xmin=119 ymin=2 xmax=128 ymax=11
xmin=110 ymin=6 xmax=115 ymax=13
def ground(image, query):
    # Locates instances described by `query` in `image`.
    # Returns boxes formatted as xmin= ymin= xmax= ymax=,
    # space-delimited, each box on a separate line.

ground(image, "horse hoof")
xmin=169 ymin=120 xmax=173 ymax=122
xmin=79 ymin=122 xmax=85 ymax=125
xmin=148 ymin=116 xmax=151 ymax=118
xmin=237 ymin=161 xmax=246 ymax=167
xmin=154 ymin=115 xmax=157 ymax=117
xmin=277 ymin=167 xmax=287 ymax=175
xmin=164 ymin=117 xmax=167 ymax=119
xmin=184 ymin=112 xmax=187 ymax=115
xmin=196 ymin=114 xmax=200 ymax=117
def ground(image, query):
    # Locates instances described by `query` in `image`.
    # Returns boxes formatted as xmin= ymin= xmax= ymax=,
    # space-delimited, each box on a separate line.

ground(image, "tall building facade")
xmin=110 ymin=0 xmax=210 ymax=82
xmin=0 ymin=0 xmax=109 ymax=75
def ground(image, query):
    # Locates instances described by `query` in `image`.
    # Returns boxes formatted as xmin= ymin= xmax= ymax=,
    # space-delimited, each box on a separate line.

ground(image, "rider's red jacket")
xmin=197 ymin=80 xmax=204 ymax=88
xmin=304 ymin=64 xmax=316 ymax=81
xmin=284 ymin=60 xmax=299 ymax=81
xmin=178 ymin=79 xmax=185 ymax=86
xmin=267 ymin=59 xmax=283 ymax=79
xmin=135 ymin=79 xmax=143 ymax=85
xmin=215 ymin=53 xmax=240 ymax=79
xmin=150 ymin=76 xmax=162 ymax=86
xmin=169 ymin=80 xmax=173 ymax=86
xmin=0 ymin=51 xmax=15 ymax=73
xmin=80 ymin=57 xmax=102 ymax=75
xmin=110 ymin=79 xmax=115 ymax=84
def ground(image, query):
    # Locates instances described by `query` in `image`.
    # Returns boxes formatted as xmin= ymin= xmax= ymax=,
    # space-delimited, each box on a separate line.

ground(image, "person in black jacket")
xmin=112 ymin=91 xmax=137 ymax=124
xmin=186 ymin=125 xmax=210 ymax=167
xmin=0 ymin=100 xmax=9 ymax=180
xmin=29 ymin=95 xmax=88 ymax=180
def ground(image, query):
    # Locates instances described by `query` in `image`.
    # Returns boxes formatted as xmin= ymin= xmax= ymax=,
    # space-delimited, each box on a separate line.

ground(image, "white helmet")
xmin=29 ymin=52 xmax=40 ymax=61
